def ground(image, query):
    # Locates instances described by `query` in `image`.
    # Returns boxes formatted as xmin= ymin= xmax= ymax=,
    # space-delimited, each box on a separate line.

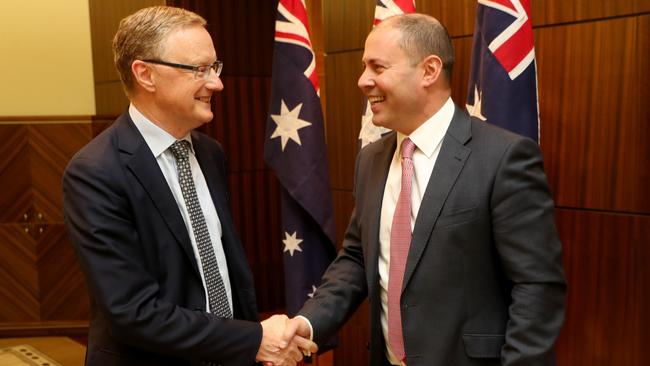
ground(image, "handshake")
xmin=255 ymin=315 xmax=316 ymax=366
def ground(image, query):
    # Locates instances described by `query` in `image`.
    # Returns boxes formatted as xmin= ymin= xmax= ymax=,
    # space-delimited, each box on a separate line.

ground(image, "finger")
xmin=293 ymin=335 xmax=318 ymax=354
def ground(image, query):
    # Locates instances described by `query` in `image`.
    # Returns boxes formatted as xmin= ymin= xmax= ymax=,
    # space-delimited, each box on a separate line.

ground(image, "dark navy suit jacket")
xmin=63 ymin=112 xmax=260 ymax=365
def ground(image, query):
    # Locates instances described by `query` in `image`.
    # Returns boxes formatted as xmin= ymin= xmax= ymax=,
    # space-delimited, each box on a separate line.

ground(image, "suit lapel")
xmin=365 ymin=133 xmax=397 ymax=300
xmin=402 ymin=108 xmax=472 ymax=292
xmin=115 ymin=114 xmax=200 ymax=275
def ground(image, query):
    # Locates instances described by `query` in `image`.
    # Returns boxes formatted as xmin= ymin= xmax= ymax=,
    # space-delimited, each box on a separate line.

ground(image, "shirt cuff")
xmin=295 ymin=315 xmax=314 ymax=341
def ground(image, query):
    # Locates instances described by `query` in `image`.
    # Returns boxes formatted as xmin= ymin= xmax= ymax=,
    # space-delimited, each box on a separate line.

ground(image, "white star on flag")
xmin=282 ymin=231 xmax=303 ymax=256
xmin=358 ymin=100 xmax=390 ymax=148
xmin=270 ymin=99 xmax=312 ymax=151
xmin=466 ymin=85 xmax=487 ymax=121
xmin=307 ymin=285 xmax=317 ymax=298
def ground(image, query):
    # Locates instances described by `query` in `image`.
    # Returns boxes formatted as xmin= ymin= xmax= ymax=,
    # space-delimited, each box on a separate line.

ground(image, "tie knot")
xmin=169 ymin=140 xmax=191 ymax=160
xmin=400 ymin=138 xmax=416 ymax=159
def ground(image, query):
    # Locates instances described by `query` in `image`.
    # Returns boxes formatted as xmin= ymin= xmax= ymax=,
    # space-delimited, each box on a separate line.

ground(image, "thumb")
xmin=282 ymin=318 xmax=300 ymax=343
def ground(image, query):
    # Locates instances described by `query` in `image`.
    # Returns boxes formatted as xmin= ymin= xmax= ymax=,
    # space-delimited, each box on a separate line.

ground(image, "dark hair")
xmin=379 ymin=13 xmax=455 ymax=81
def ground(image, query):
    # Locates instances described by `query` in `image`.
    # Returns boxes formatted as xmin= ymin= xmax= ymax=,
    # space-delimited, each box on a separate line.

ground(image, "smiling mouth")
xmin=368 ymin=96 xmax=385 ymax=104
xmin=195 ymin=96 xmax=211 ymax=104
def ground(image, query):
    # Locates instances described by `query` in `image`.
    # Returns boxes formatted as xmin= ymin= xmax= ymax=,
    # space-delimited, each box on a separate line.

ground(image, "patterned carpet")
xmin=0 ymin=345 xmax=62 ymax=366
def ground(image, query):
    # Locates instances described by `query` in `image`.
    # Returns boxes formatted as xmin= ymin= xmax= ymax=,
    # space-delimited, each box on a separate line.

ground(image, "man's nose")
xmin=358 ymin=69 xmax=373 ymax=90
xmin=205 ymin=73 xmax=224 ymax=91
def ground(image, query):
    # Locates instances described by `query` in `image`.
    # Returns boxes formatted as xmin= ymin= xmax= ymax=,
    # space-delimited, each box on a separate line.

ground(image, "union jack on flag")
xmin=466 ymin=0 xmax=540 ymax=142
xmin=264 ymin=0 xmax=337 ymax=322
xmin=358 ymin=0 xmax=416 ymax=147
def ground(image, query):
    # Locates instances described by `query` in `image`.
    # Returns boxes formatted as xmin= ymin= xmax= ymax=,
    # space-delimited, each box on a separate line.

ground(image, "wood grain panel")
xmin=0 ymin=225 xmax=39 ymax=321
xmin=322 ymin=0 xmax=374 ymax=53
xmin=532 ymin=0 xmax=650 ymax=27
xmin=449 ymin=35 xmax=474 ymax=109
xmin=37 ymin=224 xmax=89 ymax=321
xmin=419 ymin=0 xmax=476 ymax=37
xmin=537 ymin=16 xmax=649 ymax=214
xmin=323 ymin=51 xmax=364 ymax=191
xmin=29 ymin=124 xmax=93 ymax=222
xmin=333 ymin=301 xmax=370 ymax=366
xmin=94 ymin=81 xmax=129 ymax=116
xmin=228 ymin=171 xmax=284 ymax=312
xmin=0 ymin=125 xmax=30 ymax=223
xmin=555 ymin=209 xmax=649 ymax=366
xmin=416 ymin=0 xmax=650 ymax=36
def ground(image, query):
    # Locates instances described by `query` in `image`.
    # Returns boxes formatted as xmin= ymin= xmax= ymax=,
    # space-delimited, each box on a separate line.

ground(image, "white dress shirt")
xmin=378 ymin=97 xmax=455 ymax=364
xmin=129 ymin=103 xmax=233 ymax=315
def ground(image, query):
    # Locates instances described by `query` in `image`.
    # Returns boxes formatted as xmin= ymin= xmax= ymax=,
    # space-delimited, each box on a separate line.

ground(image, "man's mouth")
xmin=368 ymin=96 xmax=385 ymax=104
xmin=195 ymin=96 xmax=211 ymax=104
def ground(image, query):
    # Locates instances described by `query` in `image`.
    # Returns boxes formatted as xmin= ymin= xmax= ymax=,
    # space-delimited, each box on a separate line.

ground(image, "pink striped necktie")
xmin=388 ymin=137 xmax=416 ymax=362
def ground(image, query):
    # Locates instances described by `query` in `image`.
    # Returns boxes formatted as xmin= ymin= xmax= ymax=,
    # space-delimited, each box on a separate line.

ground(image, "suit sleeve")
xmin=62 ymin=154 xmax=261 ymax=365
xmin=298 ymin=152 xmax=369 ymax=347
xmin=490 ymin=137 xmax=566 ymax=365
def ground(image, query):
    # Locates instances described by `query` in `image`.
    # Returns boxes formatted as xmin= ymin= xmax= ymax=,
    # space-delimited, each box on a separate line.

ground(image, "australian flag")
xmin=264 ymin=0 xmax=337 ymax=319
xmin=466 ymin=0 xmax=540 ymax=142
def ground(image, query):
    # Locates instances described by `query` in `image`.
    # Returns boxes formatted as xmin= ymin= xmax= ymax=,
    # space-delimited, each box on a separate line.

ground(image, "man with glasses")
xmin=62 ymin=6 xmax=315 ymax=366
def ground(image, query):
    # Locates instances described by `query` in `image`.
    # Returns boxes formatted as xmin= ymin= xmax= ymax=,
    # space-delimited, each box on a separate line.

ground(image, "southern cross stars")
xmin=466 ymin=85 xmax=487 ymax=121
xmin=282 ymin=231 xmax=303 ymax=256
xmin=358 ymin=100 xmax=389 ymax=148
xmin=270 ymin=99 xmax=312 ymax=151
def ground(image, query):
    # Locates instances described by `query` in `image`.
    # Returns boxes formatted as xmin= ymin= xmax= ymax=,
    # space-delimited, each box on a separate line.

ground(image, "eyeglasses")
xmin=144 ymin=59 xmax=223 ymax=79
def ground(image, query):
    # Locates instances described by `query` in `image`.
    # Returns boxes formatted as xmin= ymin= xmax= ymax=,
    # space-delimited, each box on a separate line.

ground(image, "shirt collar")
xmin=396 ymin=97 xmax=455 ymax=158
xmin=129 ymin=103 xmax=193 ymax=157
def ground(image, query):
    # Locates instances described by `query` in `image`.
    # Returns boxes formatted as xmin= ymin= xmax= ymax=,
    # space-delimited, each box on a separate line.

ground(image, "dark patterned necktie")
xmin=169 ymin=140 xmax=232 ymax=318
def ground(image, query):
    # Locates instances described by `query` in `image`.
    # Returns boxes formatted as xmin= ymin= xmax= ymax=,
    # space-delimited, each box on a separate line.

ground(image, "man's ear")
xmin=132 ymin=60 xmax=156 ymax=92
xmin=421 ymin=55 xmax=443 ymax=87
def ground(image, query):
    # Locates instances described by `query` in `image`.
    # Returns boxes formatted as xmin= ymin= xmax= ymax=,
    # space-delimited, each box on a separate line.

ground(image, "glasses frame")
xmin=143 ymin=59 xmax=223 ymax=79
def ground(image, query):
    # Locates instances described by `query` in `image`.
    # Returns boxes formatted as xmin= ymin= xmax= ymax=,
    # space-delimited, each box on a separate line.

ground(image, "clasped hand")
xmin=256 ymin=315 xmax=316 ymax=366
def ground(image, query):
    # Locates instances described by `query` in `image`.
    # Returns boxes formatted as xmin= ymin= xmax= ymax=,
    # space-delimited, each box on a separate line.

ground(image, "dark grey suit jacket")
xmin=299 ymin=107 xmax=566 ymax=365
xmin=63 ymin=112 xmax=261 ymax=366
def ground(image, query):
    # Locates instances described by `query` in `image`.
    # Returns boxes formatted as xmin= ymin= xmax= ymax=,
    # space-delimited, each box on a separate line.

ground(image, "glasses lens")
xmin=214 ymin=61 xmax=223 ymax=77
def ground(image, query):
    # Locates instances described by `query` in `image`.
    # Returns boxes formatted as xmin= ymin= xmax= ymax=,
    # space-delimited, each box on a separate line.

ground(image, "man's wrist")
xmin=295 ymin=315 xmax=314 ymax=341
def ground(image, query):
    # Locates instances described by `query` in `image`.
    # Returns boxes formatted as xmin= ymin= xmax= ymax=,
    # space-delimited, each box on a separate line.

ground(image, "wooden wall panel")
xmin=37 ymin=224 xmax=89 ymax=321
xmin=555 ymin=209 xmax=649 ymax=366
xmin=532 ymin=0 xmax=650 ymax=26
xmin=449 ymin=36 xmax=474 ymax=109
xmin=0 ymin=225 xmax=39 ymax=321
xmin=418 ymin=0 xmax=650 ymax=36
xmin=0 ymin=121 xmax=93 ymax=333
xmin=537 ymin=15 xmax=649 ymax=214
xmin=29 ymin=124 xmax=93 ymax=222
xmin=322 ymin=0 xmax=374 ymax=52
xmin=0 ymin=125 xmax=30 ymax=223
xmin=323 ymin=51 xmax=364 ymax=191
xmin=419 ymin=0 xmax=476 ymax=37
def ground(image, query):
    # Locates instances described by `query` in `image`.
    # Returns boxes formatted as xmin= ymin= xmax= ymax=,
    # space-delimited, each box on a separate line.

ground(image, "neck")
xmin=131 ymin=97 xmax=189 ymax=139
